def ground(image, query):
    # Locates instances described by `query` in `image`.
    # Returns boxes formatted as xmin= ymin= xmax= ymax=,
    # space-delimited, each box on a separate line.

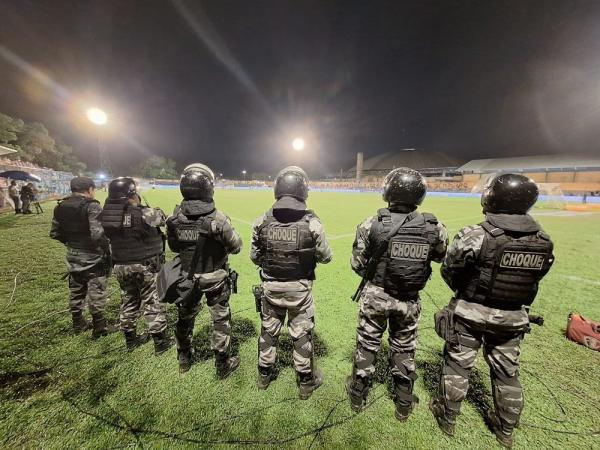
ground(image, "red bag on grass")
xmin=566 ymin=313 xmax=600 ymax=352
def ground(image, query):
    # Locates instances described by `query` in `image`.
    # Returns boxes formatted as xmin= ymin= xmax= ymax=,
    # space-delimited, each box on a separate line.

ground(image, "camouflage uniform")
xmin=350 ymin=212 xmax=447 ymax=406
xmin=167 ymin=208 xmax=242 ymax=359
xmin=112 ymin=208 xmax=168 ymax=335
xmin=250 ymin=211 xmax=332 ymax=375
xmin=50 ymin=194 xmax=111 ymax=334
xmin=436 ymin=218 xmax=553 ymax=437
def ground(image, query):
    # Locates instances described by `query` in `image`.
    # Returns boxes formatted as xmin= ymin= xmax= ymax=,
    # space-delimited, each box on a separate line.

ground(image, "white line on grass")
xmin=328 ymin=233 xmax=356 ymax=240
xmin=561 ymin=275 xmax=600 ymax=286
xmin=231 ymin=217 xmax=254 ymax=226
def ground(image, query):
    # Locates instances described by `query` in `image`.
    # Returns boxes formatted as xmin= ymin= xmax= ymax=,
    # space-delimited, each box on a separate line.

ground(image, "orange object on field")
xmin=564 ymin=204 xmax=600 ymax=212
xmin=566 ymin=313 xmax=600 ymax=352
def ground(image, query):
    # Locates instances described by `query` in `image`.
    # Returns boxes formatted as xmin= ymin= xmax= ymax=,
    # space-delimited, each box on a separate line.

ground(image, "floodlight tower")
xmin=86 ymin=107 xmax=110 ymax=175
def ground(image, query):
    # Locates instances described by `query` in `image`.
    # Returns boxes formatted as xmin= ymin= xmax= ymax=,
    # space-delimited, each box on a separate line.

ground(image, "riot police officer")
xmin=346 ymin=168 xmax=448 ymax=420
xmin=100 ymin=177 xmax=172 ymax=355
xmin=250 ymin=166 xmax=332 ymax=400
xmin=166 ymin=163 xmax=242 ymax=377
xmin=429 ymin=174 xmax=554 ymax=449
xmin=50 ymin=176 xmax=113 ymax=338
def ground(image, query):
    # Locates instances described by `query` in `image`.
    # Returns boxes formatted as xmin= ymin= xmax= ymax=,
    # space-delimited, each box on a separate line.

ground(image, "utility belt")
xmin=434 ymin=305 xmax=542 ymax=346
xmin=460 ymin=295 xmax=531 ymax=312
xmin=368 ymin=281 xmax=419 ymax=302
xmin=113 ymin=253 xmax=165 ymax=271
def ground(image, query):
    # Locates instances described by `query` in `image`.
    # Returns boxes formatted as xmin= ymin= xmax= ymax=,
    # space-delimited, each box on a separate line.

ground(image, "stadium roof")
xmin=348 ymin=149 xmax=464 ymax=174
xmin=0 ymin=145 xmax=17 ymax=156
xmin=458 ymin=154 xmax=600 ymax=173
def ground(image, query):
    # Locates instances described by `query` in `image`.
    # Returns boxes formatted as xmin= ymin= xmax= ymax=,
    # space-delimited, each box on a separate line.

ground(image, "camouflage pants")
xmin=352 ymin=283 xmax=420 ymax=401
xmin=440 ymin=318 xmax=524 ymax=431
xmin=258 ymin=280 xmax=315 ymax=374
xmin=68 ymin=270 xmax=108 ymax=316
xmin=175 ymin=281 xmax=232 ymax=355
xmin=113 ymin=263 xmax=167 ymax=335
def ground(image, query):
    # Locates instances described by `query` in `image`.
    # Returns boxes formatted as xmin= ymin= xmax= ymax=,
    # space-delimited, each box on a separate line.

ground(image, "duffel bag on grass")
xmin=566 ymin=313 xmax=600 ymax=352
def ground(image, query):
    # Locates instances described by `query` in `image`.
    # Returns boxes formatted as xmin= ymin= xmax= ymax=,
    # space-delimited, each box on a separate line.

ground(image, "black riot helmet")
xmin=108 ymin=177 xmax=137 ymax=202
xmin=180 ymin=163 xmax=215 ymax=201
xmin=481 ymin=173 xmax=539 ymax=214
xmin=382 ymin=167 xmax=427 ymax=207
xmin=274 ymin=166 xmax=309 ymax=201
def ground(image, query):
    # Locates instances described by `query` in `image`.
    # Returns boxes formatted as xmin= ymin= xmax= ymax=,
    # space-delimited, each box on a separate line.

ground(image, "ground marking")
xmin=231 ymin=217 xmax=254 ymax=226
xmin=561 ymin=275 xmax=600 ymax=286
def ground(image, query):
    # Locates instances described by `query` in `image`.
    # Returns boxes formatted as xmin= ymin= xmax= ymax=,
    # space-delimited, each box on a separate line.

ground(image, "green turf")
xmin=1 ymin=189 xmax=599 ymax=449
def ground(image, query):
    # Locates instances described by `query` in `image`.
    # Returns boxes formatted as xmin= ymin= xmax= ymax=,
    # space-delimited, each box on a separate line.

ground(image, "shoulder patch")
xmin=421 ymin=212 xmax=438 ymax=224
xmin=457 ymin=224 xmax=483 ymax=239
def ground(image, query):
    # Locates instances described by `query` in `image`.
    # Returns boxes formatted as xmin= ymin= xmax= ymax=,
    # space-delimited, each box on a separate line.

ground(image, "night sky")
xmin=1 ymin=0 xmax=600 ymax=177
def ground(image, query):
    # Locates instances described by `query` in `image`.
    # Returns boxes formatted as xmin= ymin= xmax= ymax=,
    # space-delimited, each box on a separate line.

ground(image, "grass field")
xmin=1 ymin=189 xmax=599 ymax=449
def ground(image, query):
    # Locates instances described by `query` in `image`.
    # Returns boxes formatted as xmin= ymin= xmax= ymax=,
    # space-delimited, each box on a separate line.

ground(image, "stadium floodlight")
xmin=292 ymin=137 xmax=305 ymax=151
xmin=86 ymin=107 xmax=108 ymax=126
xmin=97 ymin=173 xmax=106 ymax=180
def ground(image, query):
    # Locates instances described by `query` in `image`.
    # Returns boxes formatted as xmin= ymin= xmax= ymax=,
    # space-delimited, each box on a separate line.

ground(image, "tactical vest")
xmin=53 ymin=196 xmax=98 ymax=249
xmin=100 ymin=203 xmax=164 ymax=264
xmin=462 ymin=221 xmax=554 ymax=310
xmin=370 ymin=209 xmax=439 ymax=299
xmin=258 ymin=210 xmax=316 ymax=281
xmin=171 ymin=209 xmax=227 ymax=274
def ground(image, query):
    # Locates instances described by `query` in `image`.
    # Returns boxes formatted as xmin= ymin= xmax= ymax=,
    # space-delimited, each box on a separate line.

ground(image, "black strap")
xmin=364 ymin=212 xmax=414 ymax=281
xmin=481 ymin=221 xmax=504 ymax=237
xmin=186 ymin=217 xmax=213 ymax=280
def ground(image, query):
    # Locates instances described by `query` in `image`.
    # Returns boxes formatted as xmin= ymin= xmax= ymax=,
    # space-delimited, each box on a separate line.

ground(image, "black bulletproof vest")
xmin=100 ymin=202 xmax=164 ymax=264
xmin=462 ymin=221 xmax=554 ymax=310
xmin=258 ymin=209 xmax=316 ymax=281
xmin=171 ymin=209 xmax=227 ymax=274
xmin=53 ymin=196 xmax=98 ymax=249
xmin=370 ymin=209 xmax=439 ymax=299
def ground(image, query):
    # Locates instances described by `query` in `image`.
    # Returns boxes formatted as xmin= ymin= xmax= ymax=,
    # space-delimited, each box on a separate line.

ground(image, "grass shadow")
xmin=0 ymin=368 xmax=52 ymax=400
xmin=345 ymin=343 xmax=395 ymax=395
xmin=191 ymin=317 xmax=257 ymax=362
xmin=419 ymin=352 xmax=494 ymax=422
xmin=274 ymin=331 xmax=328 ymax=372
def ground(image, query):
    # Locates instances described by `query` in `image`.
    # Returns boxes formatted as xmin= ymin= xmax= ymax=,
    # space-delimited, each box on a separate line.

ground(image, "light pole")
xmin=86 ymin=107 xmax=109 ymax=174
xmin=242 ymin=170 xmax=247 ymax=181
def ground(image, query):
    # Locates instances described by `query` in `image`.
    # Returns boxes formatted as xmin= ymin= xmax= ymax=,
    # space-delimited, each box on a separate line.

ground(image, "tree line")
xmin=0 ymin=111 xmax=180 ymax=179
xmin=0 ymin=111 xmax=87 ymax=174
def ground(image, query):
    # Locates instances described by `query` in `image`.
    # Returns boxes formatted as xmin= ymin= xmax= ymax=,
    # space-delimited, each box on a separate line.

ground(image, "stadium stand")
xmin=346 ymin=149 xmax=464 ymax=178
xmin=458 ymin=154 xmax=600 ymax=195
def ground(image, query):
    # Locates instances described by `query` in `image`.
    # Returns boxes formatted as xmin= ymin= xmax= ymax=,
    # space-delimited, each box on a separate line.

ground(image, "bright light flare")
xmin=86 ymin=107 xmax=108 ymax=126
xmin=292 ymin=137 xmax=305 ymax=151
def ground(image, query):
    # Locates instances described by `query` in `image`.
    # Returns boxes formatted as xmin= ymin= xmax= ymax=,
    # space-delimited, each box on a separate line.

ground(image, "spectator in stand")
xmin=8 ymin=180 xmax=21 ymax=213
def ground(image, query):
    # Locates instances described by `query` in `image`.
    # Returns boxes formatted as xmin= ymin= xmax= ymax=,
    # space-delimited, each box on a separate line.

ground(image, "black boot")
xmin=72 ymin=313 xmax=91 ymax=334
xmin=486 ymin=410 xmax=514 ymax=449
xmin=90 ymin=314 xmax=116 ymax=340
xmin=152 ymin=331 xmax=174 ymax=356
xmin=178 ymin=349 xmax=193 ymax=373
xmin=392 ymin=374 xmax=419 ymax=422
xmin=345 ymin=374 xmax=370 ymax=412
xmin=215 ymin=352 xmax=240 ymax=379
xmin=124 ymin=330 xmax=150 ymax=351
xmin=257 ymin=366 xmax=276 ymax=390
xmin=297 ymin=369 xmax=324 ymax=400
xmin=429 ymin=397 xmax=457 ymax=437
